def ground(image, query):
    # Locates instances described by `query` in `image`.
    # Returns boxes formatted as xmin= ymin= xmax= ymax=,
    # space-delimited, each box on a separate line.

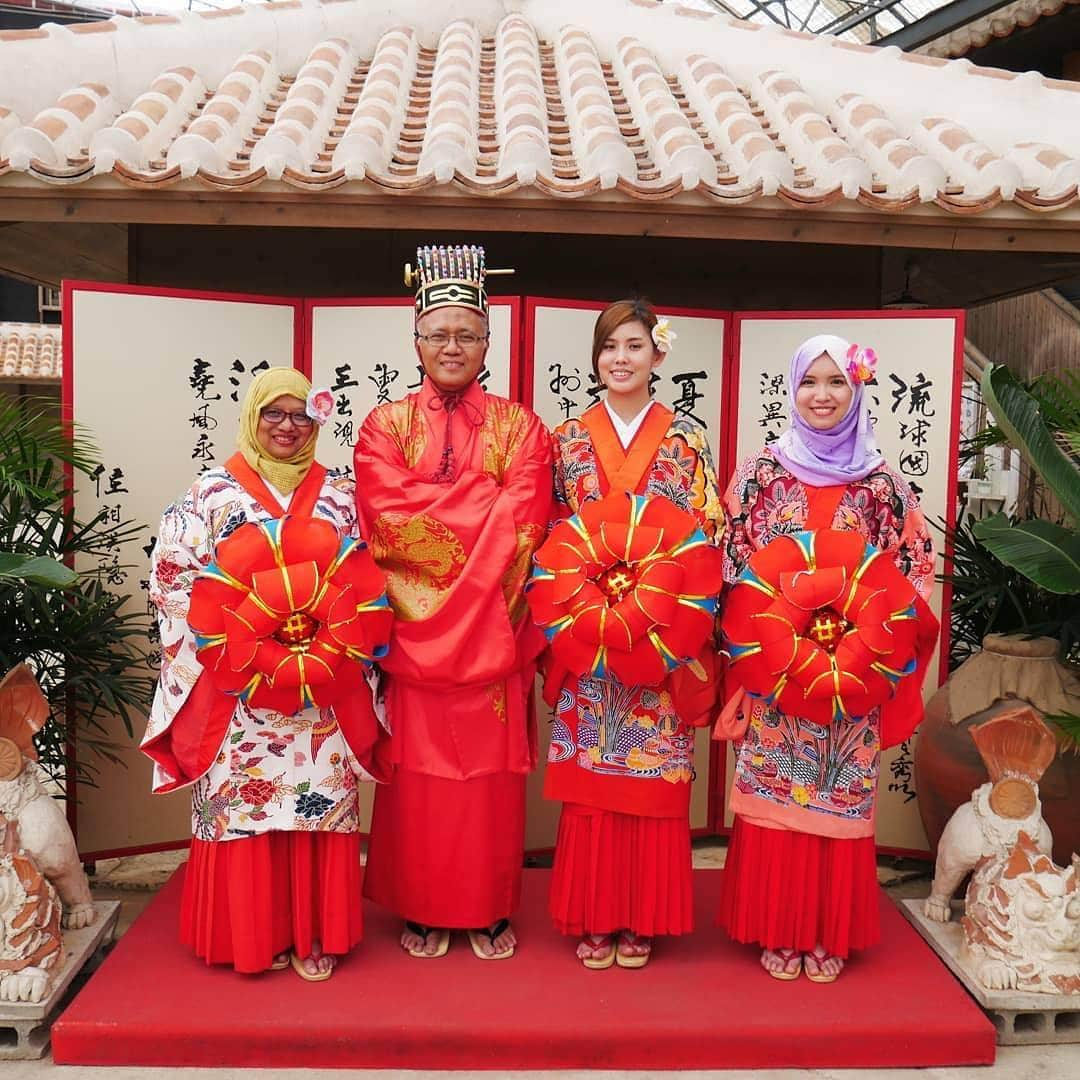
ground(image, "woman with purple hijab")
xmin=715 ymin=335 xmax=936 ymax=983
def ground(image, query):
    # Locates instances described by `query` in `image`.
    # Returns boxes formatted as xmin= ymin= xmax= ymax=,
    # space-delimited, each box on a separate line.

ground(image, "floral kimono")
xmin=142 ymin=455 xmax=381 ymax=844
xmin=721 ymin=448 xmax=935 ymax=841
xmin=545 ymin=402 xmax=725 ymax=821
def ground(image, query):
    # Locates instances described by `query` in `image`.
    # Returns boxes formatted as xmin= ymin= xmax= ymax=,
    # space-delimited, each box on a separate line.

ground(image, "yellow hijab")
xmin=236 ymin=368 xmax=319 ymax=494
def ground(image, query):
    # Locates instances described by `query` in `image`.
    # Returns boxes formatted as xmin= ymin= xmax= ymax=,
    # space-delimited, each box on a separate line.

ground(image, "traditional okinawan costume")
xmin=142 ymin=369 xmax=387 ymax=973
xmin=716 ymin=335 xmax=939 ymax=961
xmin=353 ymin=246 xmax=552 ymax=938
xmin=541 ymin=398 xmax=724 ymax=940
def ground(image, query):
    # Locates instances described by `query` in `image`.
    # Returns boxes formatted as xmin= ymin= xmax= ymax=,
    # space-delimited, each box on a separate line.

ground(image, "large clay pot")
xmin=914 ymin=633 xmax=1080 ymax=867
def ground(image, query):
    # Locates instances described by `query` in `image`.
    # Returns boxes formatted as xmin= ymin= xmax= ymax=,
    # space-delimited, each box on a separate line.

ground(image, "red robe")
xmin=353 ymin=376 xmax=552 ymax=927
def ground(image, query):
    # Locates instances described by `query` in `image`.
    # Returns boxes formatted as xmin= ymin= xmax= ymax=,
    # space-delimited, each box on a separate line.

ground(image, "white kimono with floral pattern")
xmin=141 ymin=465 xmax=381 ymax=843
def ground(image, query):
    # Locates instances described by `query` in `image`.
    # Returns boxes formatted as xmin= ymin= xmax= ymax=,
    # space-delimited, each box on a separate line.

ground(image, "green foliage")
xmin=981 ymin=364 xmax=1080 ymax=524
xmin=973 ymin=512 xmax=1080 ymax=595
xmin=1046 ymin=712 xmax=1080 ymax=754
xmin=0 ymin=395 xmax=155 ymax=790
xmin=939 ymin=515 xmax=1080 ymax=671
xmin=956 ymin=364 xmax=1080 ymax=749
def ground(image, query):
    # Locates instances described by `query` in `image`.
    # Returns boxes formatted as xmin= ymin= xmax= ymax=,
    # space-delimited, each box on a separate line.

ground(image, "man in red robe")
xmin=353 ymin=244 xmax=552 ymax=959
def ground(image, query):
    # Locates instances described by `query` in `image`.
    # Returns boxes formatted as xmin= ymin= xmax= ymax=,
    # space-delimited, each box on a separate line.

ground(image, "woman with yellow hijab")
xmin=142 ymin=369 xmax=387 ymax=980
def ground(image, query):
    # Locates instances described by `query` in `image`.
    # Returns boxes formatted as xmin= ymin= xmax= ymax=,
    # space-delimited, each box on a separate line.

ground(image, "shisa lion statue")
xmin=0 ymin=665 xmax=96 ymax=1002
xmin=963 ymin=830 xmax=1080 ymax=993
xmin=923 ymin=705 xmax=1080 ymax=994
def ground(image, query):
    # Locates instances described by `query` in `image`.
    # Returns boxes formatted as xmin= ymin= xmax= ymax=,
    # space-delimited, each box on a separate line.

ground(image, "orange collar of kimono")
xmin=581 ymin=401 xmax=673 ymax=495
xmin=226 ymin=452 xmax=326 ymax=520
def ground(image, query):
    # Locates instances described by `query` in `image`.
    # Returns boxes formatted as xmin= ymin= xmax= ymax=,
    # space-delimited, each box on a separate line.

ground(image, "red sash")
xmin=580 ymin=402 xmax=675 ymax=495
xmin=804 ymin=484 xmax=847 ymax=531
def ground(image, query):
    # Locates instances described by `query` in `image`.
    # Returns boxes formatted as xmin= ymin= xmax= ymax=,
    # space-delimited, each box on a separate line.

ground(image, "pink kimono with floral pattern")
xmin=722 ymin=448 xmax=935 ymax=840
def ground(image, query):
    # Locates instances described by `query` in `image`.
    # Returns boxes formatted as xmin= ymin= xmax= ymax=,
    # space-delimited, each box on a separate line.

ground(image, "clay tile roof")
xmin=0 ymin=0 xmax=1079 ymax=216
xmin=0 ymin=323 xmax=62 ymax=381
xmin=921 ymin=0 xmax=1080 ymax=60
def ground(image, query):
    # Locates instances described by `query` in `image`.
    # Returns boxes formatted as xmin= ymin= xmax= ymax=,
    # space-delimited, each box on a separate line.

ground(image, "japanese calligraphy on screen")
xmin=68 ymin=284 xmax=300 ymax=856
xmin=525 ymin=300 xmax=730 ymax=845
xmin=728 ymin=313 xmax=962 ymax=854
xmin=308 ymin=299 xmax=516 ymax=474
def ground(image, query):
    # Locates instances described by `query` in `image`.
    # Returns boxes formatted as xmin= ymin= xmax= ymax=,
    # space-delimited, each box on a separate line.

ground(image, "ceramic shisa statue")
xmin=924 ymin=706 xmax=1080 ymax=994
xmin=0 ymin=664 xmax=96 ymax=1003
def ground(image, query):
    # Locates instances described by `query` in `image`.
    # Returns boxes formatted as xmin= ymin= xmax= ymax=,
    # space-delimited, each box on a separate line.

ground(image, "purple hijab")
xmin=770 ymin=333 xmax=884 ymax=487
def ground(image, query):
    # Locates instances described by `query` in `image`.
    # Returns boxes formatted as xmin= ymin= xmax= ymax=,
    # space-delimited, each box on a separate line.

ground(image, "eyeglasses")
xmin=414 ymin=331 xmax=489 ymax=349
xmin=260 ymin=408 xmax=314 ymax=427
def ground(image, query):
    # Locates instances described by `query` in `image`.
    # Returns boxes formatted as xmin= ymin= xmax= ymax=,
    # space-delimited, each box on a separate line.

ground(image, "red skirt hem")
xmin=180 ymin=831 xmax=362 ymax=973
xmin=548 ymin=803 xmax=693 ymax=937
xmin=716 ymin=815 xmax=879 ymax=958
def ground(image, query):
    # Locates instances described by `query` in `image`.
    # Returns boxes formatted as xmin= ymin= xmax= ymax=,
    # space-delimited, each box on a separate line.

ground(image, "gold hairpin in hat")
xmin=403 ymin=264 xmax=515 ymax=289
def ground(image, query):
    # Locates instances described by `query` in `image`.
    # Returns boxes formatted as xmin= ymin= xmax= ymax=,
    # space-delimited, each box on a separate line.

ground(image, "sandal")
xmin=577 ymin=933 xmax=616 ymax=970
xmin=404 ymin=921 xmax=450 ymax=959
xmin=762 ymin=948 xmax=803 ymax=981
xmin=467 ymin=918 xmax=515 ymax=960
xmin=270 ymin=953 xmax=290 ymax=971
xmin=289 ymin=950 xmax=334 ymax=982
xmin=615 ymin=930 xmax=651 ymax=969
xmin=804 ymin=947 xmax=843 ymax=984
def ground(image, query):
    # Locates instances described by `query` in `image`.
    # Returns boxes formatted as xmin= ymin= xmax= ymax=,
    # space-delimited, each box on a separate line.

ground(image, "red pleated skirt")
xmin=548 ymin=803 xmax=694 ymax=937
xmin=363 ymin=767 xmax=526 ymax=928
xmin=716 ymin=815 xmax=879 ymax=959
xmin=180 ymin=830 xmax=363 ymax=974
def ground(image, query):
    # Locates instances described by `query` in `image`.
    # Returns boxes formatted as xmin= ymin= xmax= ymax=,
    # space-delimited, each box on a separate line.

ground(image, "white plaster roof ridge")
xmin=494 ymin=12 xmax=552 ymax=184
xmin=416 ymin=19 xmax=482 ymax=183
xmin=332 ymin=25 xmax=418 ymax=181
xmin=166 ymin=49 xmax=278 ymax=178
xmin=613 ymin=34 xmax=717 ymax=189
xmin=680 ymin=52 xmax=792 ymax=196
xmin=554 ymin=23 xmax=636 ymax=190
xmin=250 ymin=37 xmax=354 ymax=179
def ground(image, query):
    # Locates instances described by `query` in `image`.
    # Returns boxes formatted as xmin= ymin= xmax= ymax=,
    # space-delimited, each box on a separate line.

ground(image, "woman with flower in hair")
xmin=540 ymin=298 xmax=724 ymax=969
xmin=716 ymin=335 xmax=937 ymax=982
xmin=141 ymin=369 xmax=387 ymax=981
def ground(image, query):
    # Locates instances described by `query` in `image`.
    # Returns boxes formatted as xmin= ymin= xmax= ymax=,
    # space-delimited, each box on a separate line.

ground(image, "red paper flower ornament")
xmin=722 ymin=528 xmax=920 ymax=723
xmin=527 ymin=492 xmax=722 ymax=685
xmin=188 ymin=517 xmax=392 ymax=715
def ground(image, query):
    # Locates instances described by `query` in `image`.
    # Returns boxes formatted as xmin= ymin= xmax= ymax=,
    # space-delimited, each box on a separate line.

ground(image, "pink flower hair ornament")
xmin=844 ymin=344 xmax=877 ymax=385
xmin=306 ymin=387 xmax=335 ymax=426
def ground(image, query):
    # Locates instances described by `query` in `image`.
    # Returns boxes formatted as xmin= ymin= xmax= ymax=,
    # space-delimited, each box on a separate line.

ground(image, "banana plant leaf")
xmin=972 ymin=512 xmax=1080 ymax=595
xmin=981 ymin=364 xmax=1080 ymax=523
xmin=0 ymin=552 xmax=77 ymax=588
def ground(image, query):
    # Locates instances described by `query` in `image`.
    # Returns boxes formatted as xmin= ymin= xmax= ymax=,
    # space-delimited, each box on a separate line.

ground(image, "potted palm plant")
xmin=0 ymin=395 xmax=155 ymax=793
xmin=915 ymin=364 xmax=1080 ymax=864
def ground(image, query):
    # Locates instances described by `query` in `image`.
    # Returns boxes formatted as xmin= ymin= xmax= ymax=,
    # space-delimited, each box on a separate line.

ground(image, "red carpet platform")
xmin=53 ymin=868 xmax=994 ymax=1070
